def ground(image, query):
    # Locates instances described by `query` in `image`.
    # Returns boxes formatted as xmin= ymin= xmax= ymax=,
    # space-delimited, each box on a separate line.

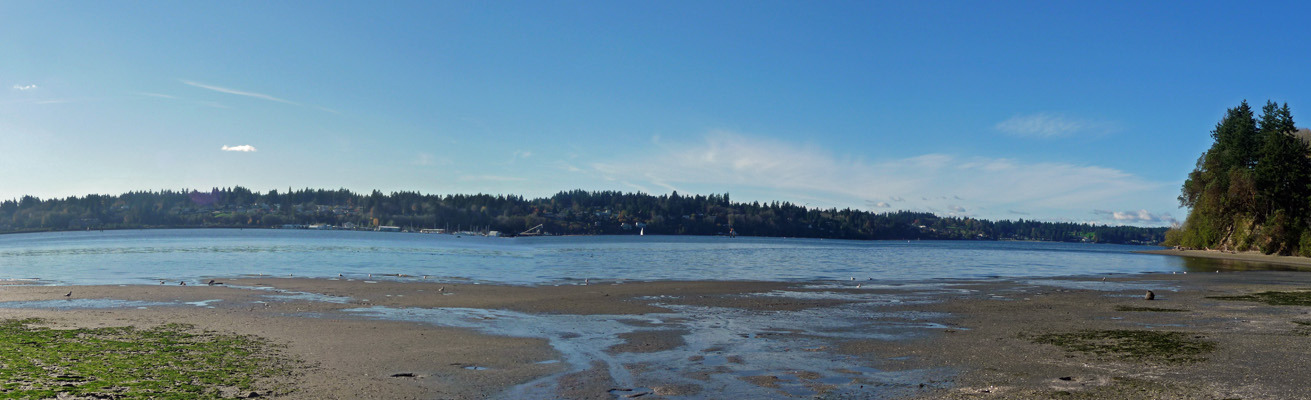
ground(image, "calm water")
xmin=0 ymin=228 xmax=1199 ymax=285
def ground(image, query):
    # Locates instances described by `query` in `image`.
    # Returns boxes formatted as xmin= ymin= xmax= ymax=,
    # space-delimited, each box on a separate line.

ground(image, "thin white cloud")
xmin=995 ymin=113 xmax=1115 ymax=138
xmin=220 ymin=145 xmax=257 ymax=152
xmin=1093 ymin=209 xmax=1176 ymax=225
xmin=458 ymin=175 xmax=526 ymax=182
xmin=12 ymin=84 xmax=37 ymax=91
xmin=589 ymin=131 xmax=1172 ymax=224
xmin=181 ymin=80 xmax=298 ymax=105
xmin=134 ymin=92 xmax=176 ymax=99
xmin=867 ymin=201 xmax=891 ymax=208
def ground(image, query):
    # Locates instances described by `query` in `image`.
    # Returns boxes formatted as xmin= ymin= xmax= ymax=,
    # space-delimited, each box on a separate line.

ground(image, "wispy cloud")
xmin=134 ymin=92 xmax=177 ymax=99
xmin=1093 ymin=209 xmax=1176 ymax=225
xmin=588 ymin=131 xmax=1172 ymax=224
xmin=458 ymin=175 xmax=526 ymax=182
xmin=181 ymin=80 xmax=298 ymax=105
xmin=866 ymin=201 xmax=891 ymax=208
xmin=12 ymin=84 xmax=37 ymax=91
xmin=995 ymin=113 xmax=1115 ymax=138
xmin=220 ymin=145 xmax=257 ymax=152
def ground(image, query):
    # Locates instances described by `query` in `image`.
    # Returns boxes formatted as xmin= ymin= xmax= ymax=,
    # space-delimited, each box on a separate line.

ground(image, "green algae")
xmin=1207 ymin=290 xmax=1311 ymax=306
xmin=0 ymin=319 xmax=294 ymax=399
xmin=1030 ymin=329 xmax=1215 ymax=364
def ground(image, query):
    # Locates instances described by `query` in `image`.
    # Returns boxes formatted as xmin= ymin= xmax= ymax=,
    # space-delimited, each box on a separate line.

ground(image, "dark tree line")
xmin=1168 ymin=100 xmax=1311 ymax=255
xmin=0 ymin=187 xmax=1165 ymax=244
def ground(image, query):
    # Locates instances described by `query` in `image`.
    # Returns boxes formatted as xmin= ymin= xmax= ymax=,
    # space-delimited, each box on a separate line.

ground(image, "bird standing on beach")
xmin=64 ymin=291 xmax=71 ymax=297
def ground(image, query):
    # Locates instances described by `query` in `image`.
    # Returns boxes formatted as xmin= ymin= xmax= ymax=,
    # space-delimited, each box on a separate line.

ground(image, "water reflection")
xmin=1162 ymin=254 xmax=1311 ymax=272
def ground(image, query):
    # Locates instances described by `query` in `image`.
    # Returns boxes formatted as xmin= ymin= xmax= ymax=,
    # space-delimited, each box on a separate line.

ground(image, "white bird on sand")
xmin=438 ymin=286 xmax=445 ymax=292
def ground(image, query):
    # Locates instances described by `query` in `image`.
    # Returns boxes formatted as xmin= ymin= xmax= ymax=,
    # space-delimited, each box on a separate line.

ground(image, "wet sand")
xmin=1141 ymin=248 xmax=1311 ymax=269
xmin=0 ymin=272 xmax=1309 ymax=399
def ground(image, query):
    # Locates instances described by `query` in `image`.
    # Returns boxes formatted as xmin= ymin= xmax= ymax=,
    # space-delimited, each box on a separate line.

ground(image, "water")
xmin=0 ymin=229 xmax=1188 ymax=285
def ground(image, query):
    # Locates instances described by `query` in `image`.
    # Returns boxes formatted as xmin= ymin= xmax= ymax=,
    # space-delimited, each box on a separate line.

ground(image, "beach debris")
xmin=179 ymin=281 xmax=187 ymax=286
xmin=1059 ymin=376 xmax=1072 ymax=381
xmin=390 ymin=372 xmax=417 ymax=378
xmin=1144 ymin=290 xmax=1156 ymax=300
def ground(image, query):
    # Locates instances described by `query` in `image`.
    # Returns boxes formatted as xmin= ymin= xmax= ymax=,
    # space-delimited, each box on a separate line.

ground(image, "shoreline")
xmin=1138 ymin=248 xmax=1311 ymax=268
xmin=1 ymin=273 xmax=1309 ymax=398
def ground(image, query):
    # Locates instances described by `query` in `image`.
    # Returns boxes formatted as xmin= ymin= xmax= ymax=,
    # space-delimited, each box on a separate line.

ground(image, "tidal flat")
xmin=0 ymin=272 xmax=1309 ymax=399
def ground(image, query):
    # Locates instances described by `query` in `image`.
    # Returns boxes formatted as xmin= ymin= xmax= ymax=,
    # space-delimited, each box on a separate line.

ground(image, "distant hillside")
xmin=0 ymin=188 xmax=1166 ymax=244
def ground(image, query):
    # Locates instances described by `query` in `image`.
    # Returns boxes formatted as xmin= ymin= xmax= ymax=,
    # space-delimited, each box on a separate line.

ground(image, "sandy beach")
xmin=1 ymin=271 xmax=1310 ymax=399
xmin=1140 ymin=248 xmax=1311 ymax=269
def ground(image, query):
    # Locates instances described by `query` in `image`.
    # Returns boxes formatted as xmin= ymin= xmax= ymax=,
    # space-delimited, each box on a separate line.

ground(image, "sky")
xmin=4 ymin=1 xmax=1311 ymax=227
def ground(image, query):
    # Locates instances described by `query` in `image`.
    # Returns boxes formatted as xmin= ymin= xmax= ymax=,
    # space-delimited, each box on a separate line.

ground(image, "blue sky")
xmin=3 ymin=1 xmax=1310 ymax=227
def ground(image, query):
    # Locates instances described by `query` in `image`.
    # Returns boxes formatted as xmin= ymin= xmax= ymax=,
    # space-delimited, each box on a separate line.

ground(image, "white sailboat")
xmin=640 ymin=227 xmax=644 ymax=236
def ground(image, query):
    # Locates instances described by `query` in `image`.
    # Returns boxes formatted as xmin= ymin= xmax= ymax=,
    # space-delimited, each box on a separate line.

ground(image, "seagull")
xmin=160 ymin=280 xmax=166 ymax=284
xmin=64 ymin=291 xmax=72 ymax=297
xmin=438 ymin=286 xmax=445 ymax=292
xmin=179 ymin=281 xmax=187 ymax=286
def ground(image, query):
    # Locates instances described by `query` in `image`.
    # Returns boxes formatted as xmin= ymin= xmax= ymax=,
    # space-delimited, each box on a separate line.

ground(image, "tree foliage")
xmin=1170 ymin=101 xmax=1311 ymax=254
xmin=0 ymin=188 xmax=1164 ymax=244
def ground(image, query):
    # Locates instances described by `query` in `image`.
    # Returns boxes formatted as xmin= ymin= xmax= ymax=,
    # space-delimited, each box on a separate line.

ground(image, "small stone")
xmin=1059 ymin=376 xmax=1072 ymax=381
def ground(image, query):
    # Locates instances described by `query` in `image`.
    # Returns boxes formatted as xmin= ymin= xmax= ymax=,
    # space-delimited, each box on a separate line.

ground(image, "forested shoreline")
xmin=0 ymin=188 xmax=1164 ymax=244
xmin=1167 ymin=101 xmax=1311 ymax=255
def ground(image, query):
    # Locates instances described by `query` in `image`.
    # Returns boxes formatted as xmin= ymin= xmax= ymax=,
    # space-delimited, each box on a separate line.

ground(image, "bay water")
xmin=0 ymin=228 xmax=1198 ymax=285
